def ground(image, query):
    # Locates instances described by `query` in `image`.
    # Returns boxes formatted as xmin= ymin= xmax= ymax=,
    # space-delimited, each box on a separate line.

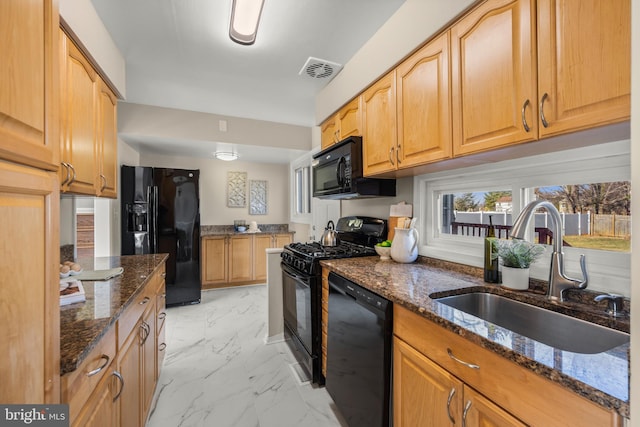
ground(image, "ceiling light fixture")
xmin=229 ymin=0 xmax=264 ymax=45
xmin=214 ymin=151 xmax=239 ymax=161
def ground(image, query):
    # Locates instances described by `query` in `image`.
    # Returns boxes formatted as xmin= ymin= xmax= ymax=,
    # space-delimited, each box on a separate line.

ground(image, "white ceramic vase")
xmin=390 ymin=227 xmax=419 ymax=263
xmin=501 ymin=266 xmax=530 ymax=290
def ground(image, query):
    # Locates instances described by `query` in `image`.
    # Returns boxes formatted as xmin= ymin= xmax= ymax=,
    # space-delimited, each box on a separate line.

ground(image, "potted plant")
xmin=494 ymin=239 xmax=544 ymax=290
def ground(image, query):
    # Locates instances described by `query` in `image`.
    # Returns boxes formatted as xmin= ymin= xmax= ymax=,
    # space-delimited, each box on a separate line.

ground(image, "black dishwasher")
xmin=326 ymin=272 xmax=392 ymax=427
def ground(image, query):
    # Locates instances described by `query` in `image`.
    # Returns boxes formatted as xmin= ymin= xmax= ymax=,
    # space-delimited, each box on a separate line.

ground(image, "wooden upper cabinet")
xmin=320 ymin=97 xmax=362 ymax=150
xmin=0 ymin=0 xmax=59 ymax=170
xmin=397 ymin=31 xmax=452 ymax=168
xmin=451 ymin=0 xmax=538 ymax=156
xmin=59 ymin=29 xmax=119 ymax=198
xmin=337 ymin=97 xmax=362 ymax=140
xmin=97 ymin=79 xmax=117 ymax=198
xmin=362 ymin=70 xmax=397 ymax=176
xmin=320 ymin=115 xmax=338 ymax=149
xmin=60 ymin=30 xmax=98 ymax=196
xmin=537 ymin=0 xmax=631 ymax=137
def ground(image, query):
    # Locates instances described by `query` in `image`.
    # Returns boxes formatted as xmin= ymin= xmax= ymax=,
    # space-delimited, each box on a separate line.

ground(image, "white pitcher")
xmin=390 ymin=227 xmax=419 ymax=263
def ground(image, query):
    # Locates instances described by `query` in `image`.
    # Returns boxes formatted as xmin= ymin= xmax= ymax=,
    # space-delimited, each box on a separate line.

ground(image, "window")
xmin=417 ymin=140 xmax=631 ymax=295
xmin=534 ymin=182 xmax=630 ymax=252
xmin=290 ymin=152 xmax=313 ymax=224
xmin=295 ymin=166 xmax=311 ymax=215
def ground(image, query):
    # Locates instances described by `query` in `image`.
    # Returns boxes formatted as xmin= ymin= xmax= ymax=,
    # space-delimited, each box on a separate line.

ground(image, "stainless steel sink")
xmin=434 ymin=292 xmax=629 ymax=354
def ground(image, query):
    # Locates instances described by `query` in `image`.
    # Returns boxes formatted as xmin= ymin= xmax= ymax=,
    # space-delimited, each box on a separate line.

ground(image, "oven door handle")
xmin=281 ymin=263 xmax=309 ymax=284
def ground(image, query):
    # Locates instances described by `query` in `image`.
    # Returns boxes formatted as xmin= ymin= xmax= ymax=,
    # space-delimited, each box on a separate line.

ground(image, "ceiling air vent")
xmin=299 ymin=57 xmax=343 ymax=81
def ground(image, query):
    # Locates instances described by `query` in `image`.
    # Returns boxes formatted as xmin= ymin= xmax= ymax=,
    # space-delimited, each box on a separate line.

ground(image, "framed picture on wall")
xmin=227 ymin=171 xmax=247 ymax=208
xmin=249 ymin=180 xmax=267 ymax=215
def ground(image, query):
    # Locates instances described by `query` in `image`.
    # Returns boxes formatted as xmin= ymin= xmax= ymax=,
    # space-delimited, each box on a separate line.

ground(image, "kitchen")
xmin=1 ymin=0 xmax=639 ymax=426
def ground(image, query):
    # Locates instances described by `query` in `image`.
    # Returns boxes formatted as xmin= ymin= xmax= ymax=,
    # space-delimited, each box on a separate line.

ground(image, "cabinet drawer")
xmin=393 ymin=305 xmax=622 ymax=427
xmin=62 ymin=325 xmax=116 ymax=422
xmin=117 ymin=282 xmax=156 ymax=349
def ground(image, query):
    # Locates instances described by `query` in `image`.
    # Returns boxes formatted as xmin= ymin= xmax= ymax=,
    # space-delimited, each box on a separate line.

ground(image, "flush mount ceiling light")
xmin=229 ymin=0 xmax=265 ymax=45
xmin=214 ymin=151 xmax=239 ymax=161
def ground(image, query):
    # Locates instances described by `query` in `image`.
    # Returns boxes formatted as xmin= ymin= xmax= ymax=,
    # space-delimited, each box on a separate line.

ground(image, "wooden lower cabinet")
xmin=201 ymin=233 xmax=292 ymax=287
xmin=393 ymin=305 xmax=623 ymax=427
xmin=72 ymin=368 xmax=119 ymax=427
xmin=64 ymin=266 xmax=166 ymax=427
xmin=229 ymin=235 xmax=253 ymax=282
xmin=394 ymin=337 xmax=525 ymax=427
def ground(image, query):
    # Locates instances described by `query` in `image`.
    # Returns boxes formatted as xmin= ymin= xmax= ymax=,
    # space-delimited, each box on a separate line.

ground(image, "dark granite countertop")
xmin=201 ymin=224 xmax=293 ymax=237
xmin=320 ymin=256 xmax=630 ymax=418
xmin=60 ymin=254 xmax=168 ymax=375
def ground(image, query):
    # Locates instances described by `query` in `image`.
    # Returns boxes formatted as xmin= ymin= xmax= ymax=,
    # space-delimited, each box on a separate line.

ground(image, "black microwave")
xmin=312 ymin=136 xmax=396 ymax=200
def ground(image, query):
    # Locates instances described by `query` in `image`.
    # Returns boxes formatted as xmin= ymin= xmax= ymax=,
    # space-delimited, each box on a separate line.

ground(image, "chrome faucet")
xmin=510 ymin=200 xmax=588 ymax=301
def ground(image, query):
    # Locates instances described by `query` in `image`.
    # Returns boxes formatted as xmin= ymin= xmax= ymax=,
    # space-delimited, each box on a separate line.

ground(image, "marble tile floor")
xmin=147 ymin=284 xmax=348 ymax=427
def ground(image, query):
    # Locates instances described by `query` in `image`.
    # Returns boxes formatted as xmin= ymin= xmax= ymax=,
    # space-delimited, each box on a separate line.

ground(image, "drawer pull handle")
xmin=462 ymin=400 xmax=472 ymax=427
xmin=159 ymin=343 xmax=167 ymax=351
xmin=388 ymin=147 xmax=395 ymax=166
xmin=161 ymin=272 xmax=166 ymax=278
xmin=446 ymin=387 xmax=456 ymax=424
xmin=447 ymin=348 xmax=480 ymax=370
xmin=140 ymin=321 xmax=150 ymax=344
xmin=86 ymin=354 xmax=110 ymax=377
xmin=139 ymin=297 xmax=150 ymax=305
xmin=67 ymin=163 xmax=77 ymax=186
xmin=158 ymin=312 xmax=167 ymax=320
xmin=112 ymin=371 xmax=124 ymax=402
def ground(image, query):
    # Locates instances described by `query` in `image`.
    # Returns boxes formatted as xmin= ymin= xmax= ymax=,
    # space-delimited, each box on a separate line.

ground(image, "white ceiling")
xmin=90 ymin=0 xmax=406 ymax=162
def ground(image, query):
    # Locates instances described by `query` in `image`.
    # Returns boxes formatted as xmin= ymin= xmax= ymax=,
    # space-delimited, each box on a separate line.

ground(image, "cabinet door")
xmin=451 ymin=0 xmax=537 ymax=156
xmin=117 ymin=324 xmax=143 ymax=427
xmin=72 ymin=370 xmax=118 ymax=427
xmin=337 ymin=97 xmax=361 ymax=140
xmin=228 ymin=235 xmax=253 ymax=282
xmin=0 ymin=0 xmax=59 ymax=170
xmin=60 ymin=30 xmax=98 ymax=195
xmin=397 ymin=31 xmax=452 ymax=168
xmin=537 ymin=0 xmax=630 ymax=137
xmin=394 ymin=337 xmax=462 ymax=427
xmin=274 ymin=233 xmax=292 ymax=248
xmin=320 ymin=115 xmax=338 ymax=149
xmin=462 ymin=386 xmax=527 ymax=427
xmin=97 ymin=78 xmax=118 ymax=198
xmin=253 ymin=234 xmax=272 ymax=282
xmin=141 ymin=305 xmax=156 ymax=422
xmin=201 ymin=237 xmax=228 ymax=285
xmin=362 ymin=71 xmax=398 ymax=175
xmin=0 ymin=161 xmax=59 ymax=403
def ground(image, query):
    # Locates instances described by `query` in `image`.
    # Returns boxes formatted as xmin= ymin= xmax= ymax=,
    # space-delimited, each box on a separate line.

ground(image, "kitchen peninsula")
xmin=320 ymin=256 xmax=629 ymax=426
xmin=60 ymin=254 xmax=168 ymax=426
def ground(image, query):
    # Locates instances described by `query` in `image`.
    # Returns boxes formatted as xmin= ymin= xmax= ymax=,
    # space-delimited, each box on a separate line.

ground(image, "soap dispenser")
xmin=484 ymin=215 xmax=500 ymax=283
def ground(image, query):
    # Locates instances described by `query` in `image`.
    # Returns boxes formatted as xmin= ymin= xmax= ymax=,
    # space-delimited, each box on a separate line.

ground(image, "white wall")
xmin=340 ymin=177 xmax=414 ymax=220
xmin=315 ymin=0 xmax=476 ymax=122
xmin=138 ymin=152 xmax=290 ymax=227
xmin=59 ymin=0 xmax=126 ymax=96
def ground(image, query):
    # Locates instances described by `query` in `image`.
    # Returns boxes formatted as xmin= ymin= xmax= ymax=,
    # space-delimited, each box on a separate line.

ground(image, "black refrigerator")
xmin=121 ymin=165 xmax=201 ymax=306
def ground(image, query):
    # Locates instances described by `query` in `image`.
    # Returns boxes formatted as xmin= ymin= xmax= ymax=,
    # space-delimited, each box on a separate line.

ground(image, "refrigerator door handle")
xmin=149 ymin=185 xmax=159 ymax=253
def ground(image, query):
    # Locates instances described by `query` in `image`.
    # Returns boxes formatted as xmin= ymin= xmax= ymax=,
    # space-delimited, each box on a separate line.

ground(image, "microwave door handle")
xmin=336 ymin=157 xmax=346 ymax=187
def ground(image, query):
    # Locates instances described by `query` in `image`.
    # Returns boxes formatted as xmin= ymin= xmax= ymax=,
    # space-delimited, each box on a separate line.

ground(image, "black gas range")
xmin=281 ymin=216 xmax=387 ymax=385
